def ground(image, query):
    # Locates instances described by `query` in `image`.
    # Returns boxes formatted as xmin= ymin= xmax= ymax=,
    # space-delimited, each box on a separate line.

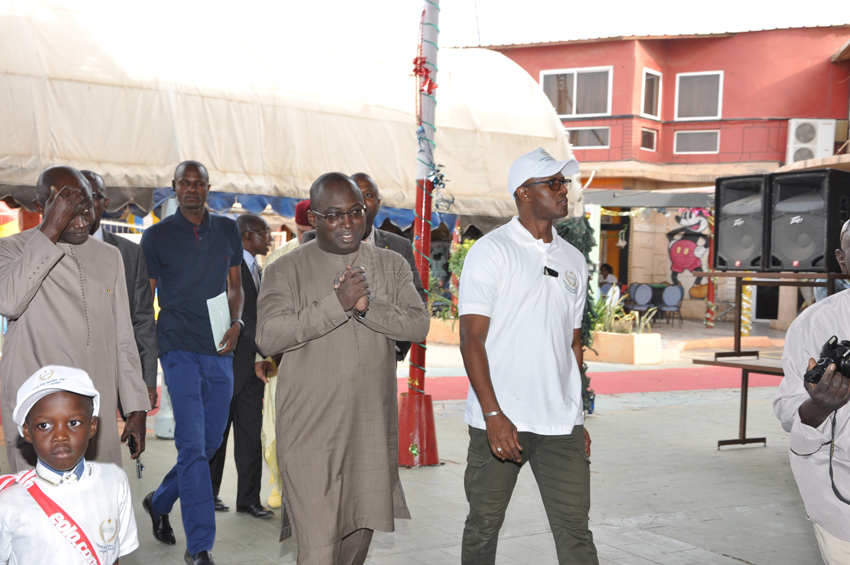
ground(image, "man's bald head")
xmin=35 ymin=166 xmax=91 ymax=206
xmin=174 ymin=160 xmax=209 ymax=183
xmin=80 ymin=170 xmax=109 ymax=234
xmin=79 ymin=170 xmax=104 ymax=192
xmin=351 ymin=173 xmax=378 ymax=194
xmin=350 ymin=173 xmax=381 ymax=238
xmin=308 ymin=173 xmax=366 ymax=255
xmin=309 ymin=172 xmax=360 ymax=208
xmin=236 ymin=213 xmax=266 ymax=235
xmin=836 ymin=220 xmax=850 ymax=276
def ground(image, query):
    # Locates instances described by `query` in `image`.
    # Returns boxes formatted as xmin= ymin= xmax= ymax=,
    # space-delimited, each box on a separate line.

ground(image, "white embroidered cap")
xmin=13 ymin=366 xmax=100 ymax=436
xmin=507 ymin=147 xmax=579 ymax=196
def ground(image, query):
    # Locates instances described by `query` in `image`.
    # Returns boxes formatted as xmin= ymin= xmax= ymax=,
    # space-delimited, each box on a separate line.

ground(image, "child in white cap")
xmin=0 ymin=365 xmax=139 ymax=564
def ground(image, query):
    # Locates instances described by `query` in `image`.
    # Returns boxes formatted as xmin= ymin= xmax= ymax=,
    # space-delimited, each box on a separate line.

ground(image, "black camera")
xmin=804 ymin=336 xmax=850 ymax=384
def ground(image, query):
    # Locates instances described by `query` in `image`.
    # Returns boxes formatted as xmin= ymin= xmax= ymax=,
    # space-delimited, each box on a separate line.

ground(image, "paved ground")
xmin=76 ymin=385 xmax=811 ymax=565
xmin=2 ymin=320 xmax=820 ymax=564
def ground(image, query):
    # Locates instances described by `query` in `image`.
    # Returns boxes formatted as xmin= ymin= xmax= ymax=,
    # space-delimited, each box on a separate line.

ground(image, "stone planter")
xmin=428 ymin=317 xmax=459 ymax=345
xmin=584 ymin=331 xmax=663 ymax=365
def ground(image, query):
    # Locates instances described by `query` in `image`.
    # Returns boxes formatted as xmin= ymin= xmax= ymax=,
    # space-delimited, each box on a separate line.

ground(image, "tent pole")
xmin=398 ymin=0 xmax=440 ymax=467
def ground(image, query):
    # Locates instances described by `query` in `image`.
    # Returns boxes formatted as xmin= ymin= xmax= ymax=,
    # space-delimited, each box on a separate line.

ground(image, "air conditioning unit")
xmin=786 ymin=119 xmax=836 ymax=164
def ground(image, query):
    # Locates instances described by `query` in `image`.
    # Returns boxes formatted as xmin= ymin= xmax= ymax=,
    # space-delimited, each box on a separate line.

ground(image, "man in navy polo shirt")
xmin=140 ymin=160 xmax=244 ymax=565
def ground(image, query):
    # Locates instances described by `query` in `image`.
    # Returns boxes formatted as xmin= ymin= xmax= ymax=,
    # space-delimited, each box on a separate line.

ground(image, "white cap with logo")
xmin=508 ymin=147 xmax=580 ymax=196
xmin=13 ymin=365 xmax=101 ymax=437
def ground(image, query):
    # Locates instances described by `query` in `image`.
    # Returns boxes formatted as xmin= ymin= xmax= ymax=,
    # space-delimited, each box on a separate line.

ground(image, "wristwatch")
xmin=352 ymin=298 xmax=370 ymax=319
xmin=231 ymin=318 xmax=245 ymax=332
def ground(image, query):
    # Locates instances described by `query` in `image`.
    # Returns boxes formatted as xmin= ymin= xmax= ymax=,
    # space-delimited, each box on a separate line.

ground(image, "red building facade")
xmin=493 ymin=27 xmax=850 ymax=187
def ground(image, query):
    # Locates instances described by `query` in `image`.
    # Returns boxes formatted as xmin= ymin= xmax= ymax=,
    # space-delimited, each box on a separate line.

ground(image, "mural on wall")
xmin=667 ymin=210 xmax=709 ymax=299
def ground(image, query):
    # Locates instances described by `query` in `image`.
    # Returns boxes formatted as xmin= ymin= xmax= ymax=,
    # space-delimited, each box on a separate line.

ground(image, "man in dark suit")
xmin=84 ymin=170 xmax=159 ymax=411
xmin=208 ymin=213 xmax=274 ymax=519
xmin=353 ymin=173 xmax=427 ymax=361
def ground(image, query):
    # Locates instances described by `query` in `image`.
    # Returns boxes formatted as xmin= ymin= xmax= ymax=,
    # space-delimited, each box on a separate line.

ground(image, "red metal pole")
xmin=398 ymin=0 xmax=440 ymax=467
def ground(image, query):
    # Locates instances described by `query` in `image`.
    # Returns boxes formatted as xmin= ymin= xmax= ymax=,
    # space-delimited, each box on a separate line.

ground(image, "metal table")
xmin=693 ymin=355 xmax=784 ymax=448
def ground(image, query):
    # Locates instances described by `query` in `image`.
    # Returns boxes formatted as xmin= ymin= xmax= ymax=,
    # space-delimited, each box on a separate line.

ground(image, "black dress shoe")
xmin=213 ymin=495 xmax=229 ymax=512
xmin=236 ymin=503 xmax=274 ymax=518
xmin=184 ymin=550 xmax=215 ymax=565
xmin=143 ymin=491 xmax=176 ymax=545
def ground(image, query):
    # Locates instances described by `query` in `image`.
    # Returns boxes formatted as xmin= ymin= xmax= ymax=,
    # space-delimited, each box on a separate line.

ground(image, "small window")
xmin=541 ymin=67 xmax=612 ymax=117
xmin=641 ymin=69 xmax=661 ymax=119
xmin=675 ymin=72 xmax=723 ymax=120
xmin=640 ymin=128 xmax=657 ymax=151
xmin=566 ymin=127 xmax=610 ymax=148
xmin=674 ymin=130 xmax=720 ymax=154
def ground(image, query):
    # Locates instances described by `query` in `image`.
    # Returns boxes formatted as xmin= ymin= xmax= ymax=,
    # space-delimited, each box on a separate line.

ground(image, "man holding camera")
xmin=775 ymin=220 xmax=850 ymax=563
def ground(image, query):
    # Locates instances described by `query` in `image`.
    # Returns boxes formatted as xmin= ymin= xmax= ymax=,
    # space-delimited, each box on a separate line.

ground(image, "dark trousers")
xmin=151 ymin=351 xmax=233 ymax=555
xmin=209 ymin=372 xmax=265 ymax=507
xmin=462 ymin=425 xmax=598 ymax=565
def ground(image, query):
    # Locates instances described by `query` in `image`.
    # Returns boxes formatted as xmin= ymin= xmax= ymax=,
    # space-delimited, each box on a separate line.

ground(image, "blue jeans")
xmin=152 ymin=350 xmax=233 ymax=555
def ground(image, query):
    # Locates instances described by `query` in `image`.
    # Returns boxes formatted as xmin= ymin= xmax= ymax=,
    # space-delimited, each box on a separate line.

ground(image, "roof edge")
xmin=453 ymin=24 xmax=850 ymax=51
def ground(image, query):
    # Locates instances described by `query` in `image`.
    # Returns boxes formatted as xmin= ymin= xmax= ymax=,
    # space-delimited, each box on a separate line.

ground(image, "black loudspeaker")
xmin=767 ymin=169 xmax=850 ymax=272
xmin=714 ymin=175 xmax=770 ymax=271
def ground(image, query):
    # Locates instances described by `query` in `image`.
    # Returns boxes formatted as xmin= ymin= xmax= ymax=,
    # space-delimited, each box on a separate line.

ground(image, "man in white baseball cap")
xmin=507 ymin=147 xmax=579 ymax=197
xmin=458 ymin=147 xmax=598 ymax=563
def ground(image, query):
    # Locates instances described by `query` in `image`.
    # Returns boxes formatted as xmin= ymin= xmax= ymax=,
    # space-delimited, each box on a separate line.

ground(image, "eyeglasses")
xmin=311 ymin=206 xmax=366 ymax=223
xmin=521 ymin=178 xmax=571 ymax=192
xmin=246 ymin=228 xmax=272 ymax=237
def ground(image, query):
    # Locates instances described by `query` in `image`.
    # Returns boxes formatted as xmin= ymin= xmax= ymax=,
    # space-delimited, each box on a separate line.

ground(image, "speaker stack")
xmin=714 ymin=169 xmax=850 ymax=273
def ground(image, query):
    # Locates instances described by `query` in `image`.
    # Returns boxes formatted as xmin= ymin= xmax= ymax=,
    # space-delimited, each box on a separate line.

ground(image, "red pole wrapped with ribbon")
xmin=398 ymin=0 xmax=441 ymax=467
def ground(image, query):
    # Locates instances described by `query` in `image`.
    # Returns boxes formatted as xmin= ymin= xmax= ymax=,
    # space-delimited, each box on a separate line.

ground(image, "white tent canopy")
xmin=0 ymin=1 xmax=572 ymax=217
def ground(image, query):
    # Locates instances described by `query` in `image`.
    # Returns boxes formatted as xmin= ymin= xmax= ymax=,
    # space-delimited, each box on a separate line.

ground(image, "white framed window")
xmin=541 ymin=66 xmax=613 ymax=117
xmin=675 ymin=71 xmax=723 ymax=121
xmin=640 ymin=68 xmax=662 ymax=120
xmin=566 ymin=127 xmax=610 ymax=149
xmin=640 ymin=128 xmax=657 ymax=152
xmin=674 ymin=130 xmax=720 ymax=154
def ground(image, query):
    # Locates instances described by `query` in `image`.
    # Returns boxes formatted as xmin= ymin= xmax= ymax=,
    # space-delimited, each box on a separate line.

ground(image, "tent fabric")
xmin=0 ymin=2 xmax=573 ymax=218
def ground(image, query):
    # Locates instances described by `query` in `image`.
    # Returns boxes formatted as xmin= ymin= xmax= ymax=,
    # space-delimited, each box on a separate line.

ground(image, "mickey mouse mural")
xmin=667 ymin=210 xmax=709 ymax=299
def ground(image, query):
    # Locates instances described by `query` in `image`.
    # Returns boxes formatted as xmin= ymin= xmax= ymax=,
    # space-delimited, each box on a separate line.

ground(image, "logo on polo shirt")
xmin=564 ymin=270 xmax=578 ymax=294
xmin=99 ymin=519 xmax=117 ymax=543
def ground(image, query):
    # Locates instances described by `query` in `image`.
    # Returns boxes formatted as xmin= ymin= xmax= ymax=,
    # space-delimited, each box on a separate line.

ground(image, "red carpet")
xmin=396 ymin=366 xmax=783 ymax=401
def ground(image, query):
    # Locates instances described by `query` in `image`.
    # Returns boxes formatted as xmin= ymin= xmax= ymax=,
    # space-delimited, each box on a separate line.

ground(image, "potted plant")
xmin=584 ymin=297 xmax=663 ymax=364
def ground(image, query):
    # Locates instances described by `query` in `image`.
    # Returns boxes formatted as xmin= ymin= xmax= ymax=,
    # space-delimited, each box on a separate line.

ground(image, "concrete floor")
xmin=101 ymin=385 xmax=818 ymax=565
xmin=0 ymin=320 xmax=816 ymax=564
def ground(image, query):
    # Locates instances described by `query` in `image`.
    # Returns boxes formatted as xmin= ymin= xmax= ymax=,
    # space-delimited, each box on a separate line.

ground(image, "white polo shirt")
xmin=0 ymin=461 xmax=139 ymax=564
xmin=459 ymin=217 xmax=587 ymax=435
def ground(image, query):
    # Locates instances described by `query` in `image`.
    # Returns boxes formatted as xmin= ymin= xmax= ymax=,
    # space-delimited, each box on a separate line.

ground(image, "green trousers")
xmin=461 ymin=425 xmax=598 ymax=565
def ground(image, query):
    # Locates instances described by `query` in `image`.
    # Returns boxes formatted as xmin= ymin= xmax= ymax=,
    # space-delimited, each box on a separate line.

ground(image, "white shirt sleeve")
xmin=774 ymin=307 xmax=834 ymax=455
xmin=0 ymin=492 xmax=11 ymax=565
xmin=115 ymin=470 xmax=139 ymax=557
xmin=458 ymin=239 xmax=502 ymax=318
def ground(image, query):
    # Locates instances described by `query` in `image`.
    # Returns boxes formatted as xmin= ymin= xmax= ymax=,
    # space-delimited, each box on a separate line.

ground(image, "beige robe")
xmin=256 ymin=241 xmax=430 ymax=548
xmin=0 ymin=228 xmax=149 ymax=472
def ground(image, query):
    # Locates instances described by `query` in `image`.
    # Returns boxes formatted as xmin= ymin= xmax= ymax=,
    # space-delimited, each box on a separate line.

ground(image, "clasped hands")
xmin=334 ymin=266 xmax=369 ymax=314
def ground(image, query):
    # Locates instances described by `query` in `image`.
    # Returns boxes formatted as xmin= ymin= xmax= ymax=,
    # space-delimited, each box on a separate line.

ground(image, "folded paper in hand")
xmin=207 ymin=291 xmax=231 ymax=351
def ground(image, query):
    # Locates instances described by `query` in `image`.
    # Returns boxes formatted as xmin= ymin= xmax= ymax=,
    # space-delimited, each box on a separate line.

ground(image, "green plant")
xmin=428 ymin=275 xmax=456 ymax=321
xmin=593 ymin=295 xmax=657 ymax=335
xmin=428 ymin=238 xmax=476 ymax=321
xmin=555 ymin=217 xmax=598 ymax=412
xmin=448 ymin=239 xmax=475 ymax=280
